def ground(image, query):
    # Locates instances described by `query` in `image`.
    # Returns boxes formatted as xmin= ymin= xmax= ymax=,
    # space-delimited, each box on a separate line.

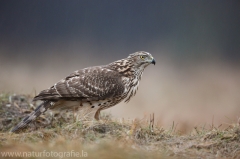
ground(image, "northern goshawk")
xmin=11 ymin=51 xmax=155 ymax=132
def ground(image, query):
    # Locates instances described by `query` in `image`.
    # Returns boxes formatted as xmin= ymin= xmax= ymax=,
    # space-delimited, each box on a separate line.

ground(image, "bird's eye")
xmin=140 ymin=55 xmax=145 ymax=60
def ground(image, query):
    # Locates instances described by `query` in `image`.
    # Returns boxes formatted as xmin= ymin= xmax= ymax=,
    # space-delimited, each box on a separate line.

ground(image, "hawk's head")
xmin=127 ymin=51 xmax=156 ymax=69
xmin=108 ymin=51 xmax=155 ymax=76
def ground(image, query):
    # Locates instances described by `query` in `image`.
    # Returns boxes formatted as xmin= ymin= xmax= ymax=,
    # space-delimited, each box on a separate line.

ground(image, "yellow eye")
xmin=140 ymin=55 xmax=145 ymax=60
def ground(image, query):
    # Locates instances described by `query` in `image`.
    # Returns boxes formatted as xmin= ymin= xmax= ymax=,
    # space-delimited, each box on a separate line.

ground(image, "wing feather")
xmin=33 ymin=67 xmax=125 ymax=101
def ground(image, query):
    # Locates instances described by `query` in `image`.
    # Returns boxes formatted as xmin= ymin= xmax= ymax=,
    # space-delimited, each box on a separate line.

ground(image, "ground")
xmin=0 ymin=94 xmax=240 ymax=159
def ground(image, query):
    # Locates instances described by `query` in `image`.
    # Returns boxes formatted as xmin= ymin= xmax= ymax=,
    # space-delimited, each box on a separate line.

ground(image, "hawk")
xmin=11 ymin=51 xmax=155 ymax=132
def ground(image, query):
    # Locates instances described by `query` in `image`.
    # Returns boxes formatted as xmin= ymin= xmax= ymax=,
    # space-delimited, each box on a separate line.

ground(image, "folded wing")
xmin=33 ymin=67 xmax=125 ymax=101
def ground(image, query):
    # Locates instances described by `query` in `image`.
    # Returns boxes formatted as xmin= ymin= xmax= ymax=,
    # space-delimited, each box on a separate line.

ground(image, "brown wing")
xmin=33 ymin=66 xmax=125 ymax=101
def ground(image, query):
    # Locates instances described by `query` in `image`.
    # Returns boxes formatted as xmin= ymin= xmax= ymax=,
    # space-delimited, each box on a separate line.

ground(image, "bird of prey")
xmin=11 ymin=51 xmax=155 ymax=132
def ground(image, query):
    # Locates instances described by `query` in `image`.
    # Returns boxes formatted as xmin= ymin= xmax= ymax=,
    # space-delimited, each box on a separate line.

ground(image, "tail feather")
xmin=11 ymin=100 xmax=52 ymax=133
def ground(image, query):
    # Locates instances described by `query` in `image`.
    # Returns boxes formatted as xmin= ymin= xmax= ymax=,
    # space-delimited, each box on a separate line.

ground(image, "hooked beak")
xmin=151 ymin=59 xmax=156 ymax=65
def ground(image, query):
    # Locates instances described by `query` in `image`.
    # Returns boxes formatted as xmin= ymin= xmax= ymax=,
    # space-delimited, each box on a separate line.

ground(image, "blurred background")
xmin=0 ymin=0 xmax=240 ymax=132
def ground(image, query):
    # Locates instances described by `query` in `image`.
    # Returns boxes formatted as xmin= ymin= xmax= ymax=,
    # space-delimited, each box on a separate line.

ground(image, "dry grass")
xmin=1 ymin=94 xmax=240 ymax=159
xmin=2 ymin=59 xmax=240 ymax=134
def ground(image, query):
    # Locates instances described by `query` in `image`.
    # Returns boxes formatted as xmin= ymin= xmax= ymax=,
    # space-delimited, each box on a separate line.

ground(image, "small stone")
xmin=6 ymin=104 xmax=11 ymax=107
